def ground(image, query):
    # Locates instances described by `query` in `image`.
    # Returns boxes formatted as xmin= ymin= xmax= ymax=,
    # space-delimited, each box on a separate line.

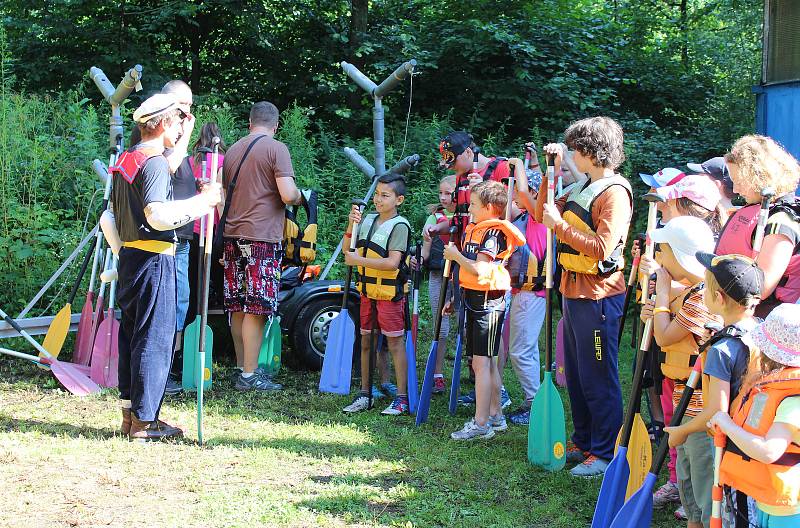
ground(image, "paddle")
xmin=405 ymin=257 xmax=419 ymax=414
xmin=197 ymin=137 xmax=221 ymax=444
xmin=617 ymin=236 xmax=644 ymax=346
xmin=0 ymin=307 xmax=101 ymax=396
xmin=753 ymin=186 xmax=775 ymax=254
xmin=447 ymin=305 xmax=465 ymax=415
xmin=411 ymin=243 xmax=422 ymax=349
xmin=74 ymin=238 xmax=103 ymax=366
xmin=183 ymin=153 xmax=214 ymax=391
xmin=416 ymin=226 xmax=457 ymax=426
xmin=90 ymin=251 xmax=119 ymax=388
xmin=258 ymin=315 xmax=282 ymax=375
xmin=591 ymin=291 xmax=655 ymax=528
xmin=527 ymin=151 xmax=567 ymax=471
xmin=609 ymin=359 xmax=703 ymax=528
xmin=319 ymin=199 xmax=366 ymax=394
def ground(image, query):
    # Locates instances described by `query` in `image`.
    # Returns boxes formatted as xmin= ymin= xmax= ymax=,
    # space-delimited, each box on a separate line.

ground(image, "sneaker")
xmin=507 ymin=406 xmax=530 ymax=426
xmin=450 ymin=419 xmax=496 ymax=441
xmin=457 ymin=389 xmax=476 ymax=406
xmin=343 ymin=393 xmax=372 ymax=413
xmin=566 ymin=441 xmax=590 ymax=464
xmin=500 ymin=388 xmax=512 ymax=409
xmin=164 ymin=375 xmax=183 ymax=396
xmin=570 ymin=455 xmax=610 ymax=477
xmin=230 ymin=368 xmax=243 ymax=384
xmin=381 ymin=396 xmax=409 ymax=416
xmin=489 ymin=414 xmax=508 ymax=432
xmin=380 ymin=382 xmax=398 ymax=398
xmin=674 ymin=505 xmax=688 ymax=521
xmin=432 ymin=376 xmax=447 ymax=394
xmin=653 ymin=481 xmax=681 ymax=509
xmin=370 ymin=385 xmax=385 ymax=399
xmin=235 ymin=372 xmax=282 ymax=392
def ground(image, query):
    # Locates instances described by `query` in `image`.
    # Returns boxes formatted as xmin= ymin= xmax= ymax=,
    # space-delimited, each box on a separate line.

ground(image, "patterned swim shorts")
xmin=223 ymin=239 xmax=282 ymax=316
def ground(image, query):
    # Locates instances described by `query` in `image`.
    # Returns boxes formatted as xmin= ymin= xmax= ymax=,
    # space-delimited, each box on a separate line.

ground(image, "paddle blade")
xmin=626 ymin=414 xmax=652 ymax=500
xmin=49 ymin=358 xmax=101 ymax=396
xmin=182 ymin=318 xmax=213 ymax=391
xmin=609 ymin=472 xmax=658 ymax=528
xmin=74 ymin=292 xmax=95 ymax=365
xmin=448 ymin=333 xmax=463 ymax=415
xmin=527 ymin=372 xmax=566 ymax=471
xmin=415 ymin=341 xmax=439 ymax=426
xmin=90 ymin=314 xmax=118 ymax=388
xmin=319 ymin=310 xmax=355 ymax=394
xmin=591 ymin=447 xmax=630 ymax=528
xmin=405 ymin=330 xmax=418 ymax=414
xmin=555 ymin=318 xmax=567 ymax=387
xmin=41 ymin=303 xmax=71 ymax=363
xmin=258 ymin=316 xmax=282 ymax=376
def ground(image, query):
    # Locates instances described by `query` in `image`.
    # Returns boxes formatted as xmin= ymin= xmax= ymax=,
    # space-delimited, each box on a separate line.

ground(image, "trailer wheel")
xmin=292 ymin=296 xmax=357 ymax=370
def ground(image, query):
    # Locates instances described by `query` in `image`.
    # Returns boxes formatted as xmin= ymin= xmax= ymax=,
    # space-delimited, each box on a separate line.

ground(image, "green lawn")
xmin=0 ymin=320 xmax=676 ymax=528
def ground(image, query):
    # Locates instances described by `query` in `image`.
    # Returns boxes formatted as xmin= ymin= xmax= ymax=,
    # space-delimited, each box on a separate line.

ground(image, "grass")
xmin=0 ymin=318 xmax=676 ymax=528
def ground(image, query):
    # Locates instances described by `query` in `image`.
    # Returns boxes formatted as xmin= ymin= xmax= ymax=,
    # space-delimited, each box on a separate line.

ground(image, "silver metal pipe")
xmin=340 ymin=61 xmax=378 ymax=94
xmin=373 ymin=60 xmax=416 ymax=98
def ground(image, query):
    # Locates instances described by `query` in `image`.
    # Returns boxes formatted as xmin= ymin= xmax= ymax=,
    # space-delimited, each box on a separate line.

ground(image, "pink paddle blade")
xmin=47 ymin=358 xmax=101 ymax=396
xmin=74 ymin=292 xmax=95 ymax=365
xmin=90 ymin=318 xmax=115 ymax=388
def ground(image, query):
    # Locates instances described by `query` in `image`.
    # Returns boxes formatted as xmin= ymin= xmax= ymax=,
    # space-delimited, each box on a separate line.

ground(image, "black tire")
xmin=291 ymin=296 xmax=359 ymax=370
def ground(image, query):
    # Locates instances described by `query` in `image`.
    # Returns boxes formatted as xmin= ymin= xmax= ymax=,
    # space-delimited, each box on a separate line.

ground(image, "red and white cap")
xmin=639 ymin=167 xmax=686 ymax=189
xmin=653 ymin=174 xmax=721 ymax=211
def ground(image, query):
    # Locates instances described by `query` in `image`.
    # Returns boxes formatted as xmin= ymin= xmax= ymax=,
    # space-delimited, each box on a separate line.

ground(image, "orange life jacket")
xmin=719 ymin=368 xmax=800 ymax=508
xmin=458 ymin=219 xmax=525 ymax=292
xmin=660 ymin=283 xmax=706 ymax=381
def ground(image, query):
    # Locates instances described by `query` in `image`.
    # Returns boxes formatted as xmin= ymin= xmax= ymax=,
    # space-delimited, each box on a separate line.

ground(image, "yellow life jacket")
xmin=459 ymin=219 xmax=526 ymax=292
xmin=283 ymin=189 xmax=318 ymax=266
xmin=355 ymin=213 xmax=411 ymax=301
xmin=558 ymin=175 xmax=632 ymax=275
xmin=660 ymin=283 xmax=705 ymax=381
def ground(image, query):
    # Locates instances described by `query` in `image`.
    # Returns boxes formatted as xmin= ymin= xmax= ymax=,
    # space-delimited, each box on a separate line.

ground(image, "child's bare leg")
xmin=386 ymin=335 xmax=407 ymax=395
xmin=648 ymin=386 xmax=665 ymax=423
xmin=378 ymin=345 xmax=391 ymax=385
xmin=489 ymin=357 xmax=501 ymax=417
xmin=359 ymin=333 xmax=372 ymax=393
xmin=472 ymin=356 xmax=491 ymax=426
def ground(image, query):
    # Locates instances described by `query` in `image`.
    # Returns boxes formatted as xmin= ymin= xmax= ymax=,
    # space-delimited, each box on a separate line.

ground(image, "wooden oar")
xmin=527 ymin=151 xmax=566 ymax=471
xmin=0 ymin=307 xmax=101 ymax=396
xmin=319 ymin=199 xmax=366 ymax=394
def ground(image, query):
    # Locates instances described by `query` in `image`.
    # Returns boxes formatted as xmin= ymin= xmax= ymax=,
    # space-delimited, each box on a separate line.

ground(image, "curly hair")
xmin=471 ymin=180 xmax=507 ymax=216
xmin=564 ymin=116 xmax=625 ymax=169
xmin=725 ymin=135 xmax=800 ymax=197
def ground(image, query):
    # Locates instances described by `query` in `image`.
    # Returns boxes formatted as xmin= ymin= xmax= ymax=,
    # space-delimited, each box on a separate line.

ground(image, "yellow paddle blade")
xmin=626 ymin=414 xmax=652 ymax=500
xmin=41 ymin=303 xmax=71 ymax=362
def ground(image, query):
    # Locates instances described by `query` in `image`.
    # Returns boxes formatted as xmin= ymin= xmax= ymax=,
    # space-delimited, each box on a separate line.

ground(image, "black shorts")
xmin=463 ymin=289 xmax=506 ymax=358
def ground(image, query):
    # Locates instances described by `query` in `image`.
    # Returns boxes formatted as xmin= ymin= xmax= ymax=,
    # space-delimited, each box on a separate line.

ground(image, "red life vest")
xmin=452 ymin=157 xmax=508 ymax=244
xmin=716 ymin=202 xmax=800 ymax=303
xmin=110 ymin=147 xmax=162 ymax=184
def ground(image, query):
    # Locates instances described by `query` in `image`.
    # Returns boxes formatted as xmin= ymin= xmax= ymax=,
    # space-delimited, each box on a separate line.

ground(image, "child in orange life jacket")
xmin=709 ymin=303 xmax=800 ymax=528
xmin=443 ymin=180 xmax=525 ymax=440
xmin=420 ymin=175 xmax=457 ymax=394
xmin=641 ymin=216 xmax=721 ymax=528
xmin=342 ymin=174 xmax=412 ymax=416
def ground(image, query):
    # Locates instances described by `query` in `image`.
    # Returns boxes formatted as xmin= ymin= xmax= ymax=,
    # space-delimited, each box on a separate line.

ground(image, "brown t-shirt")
xmin=534 ymin=174 xmax=631 ymax=300
xmin=222 ymin=133 xmax=295 ymax=242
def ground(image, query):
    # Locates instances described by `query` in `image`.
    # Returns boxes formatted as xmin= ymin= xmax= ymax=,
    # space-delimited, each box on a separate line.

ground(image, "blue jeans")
xmin=175 ymin=239 xmax=190 ymax=331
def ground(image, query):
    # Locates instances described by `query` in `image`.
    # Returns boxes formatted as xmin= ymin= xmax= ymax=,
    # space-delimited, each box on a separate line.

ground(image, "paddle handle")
xmin=506 ymin=163 xmax=515 ymax=220
xmin=753 ymin=187 xmax=775 ymax=254
xmin=640 ymin=203 xmax=658 ymax=294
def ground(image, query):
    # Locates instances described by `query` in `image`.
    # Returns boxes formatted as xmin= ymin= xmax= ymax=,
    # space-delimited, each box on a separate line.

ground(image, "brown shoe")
xmin=121 ymin=408 xmax=132 ymax=435
xmin=129 ymin=414 xmax=184 ymax=442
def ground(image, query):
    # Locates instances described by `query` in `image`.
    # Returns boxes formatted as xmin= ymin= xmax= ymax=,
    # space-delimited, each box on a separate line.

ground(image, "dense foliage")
xmin=0 ymin=1 xmax=763 ymax=312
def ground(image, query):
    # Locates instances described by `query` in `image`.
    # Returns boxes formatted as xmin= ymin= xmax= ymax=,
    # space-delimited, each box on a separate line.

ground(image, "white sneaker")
xmin=450 ymin=419 xmax=495 ymax=441
xmin=343 ymin=394 xmax=372 ymax=413
xmin=489 ymin=414 xmax=508 ymax=432
xmin=674 ymin=505 xmax=688 ymax=521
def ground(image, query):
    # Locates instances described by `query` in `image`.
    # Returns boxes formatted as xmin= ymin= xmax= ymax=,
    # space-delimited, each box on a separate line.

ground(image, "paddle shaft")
xmin=639 ymin=202 xmax=658 ymax=295
xmin=506 ymin=163 xmax=515 ymax=220
xmin=433 ymin=228 xmax=457 ymax=340
xmin=617 ymin=236 xmax=643 ymax=345
xmin=544 ymin=154 xmax=556 ymax=370
xmin=87 ymin=141 xmax=121 ymax=296
xmin=412 ymin=243 xmax=421 ymax=345
xmin=752 ymin=188 xmax=775 ymax=255
xmin=340 ymin=200 xmax=367 ymax=310
xmin=618 ymin=293 xmax=655 ymax=450
xmin=66 ymin=236 xmax=99 ymax=305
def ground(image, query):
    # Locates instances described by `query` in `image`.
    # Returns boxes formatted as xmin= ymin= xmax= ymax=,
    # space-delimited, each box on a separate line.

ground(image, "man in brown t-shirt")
xmin=222 ymin=101 xmax=301 ymax=392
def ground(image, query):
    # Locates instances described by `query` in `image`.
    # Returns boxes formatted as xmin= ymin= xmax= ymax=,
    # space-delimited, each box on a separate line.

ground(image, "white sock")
xmin=434 ymin=374 xmax=444 ymax=379
xmin=241 ymin=372 xmax=255 ymax=378
xmin=120 ymin=400 xmax=132 ymax=409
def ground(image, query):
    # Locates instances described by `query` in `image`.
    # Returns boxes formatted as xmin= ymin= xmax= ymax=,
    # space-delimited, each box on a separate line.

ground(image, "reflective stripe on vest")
xmin=459 ymin=219 xmax=526 ymax=292
xmin=355 ymin=213 xmax=410 ymax=301
xmin=558 ymin=175 xmax=632 ymax=275
xmin=720 ymin=368 xmax=800 ymax=507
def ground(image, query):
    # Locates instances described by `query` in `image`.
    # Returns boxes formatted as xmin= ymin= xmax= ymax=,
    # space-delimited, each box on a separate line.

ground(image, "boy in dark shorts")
xmin=342 ymin=174 xmax=412 ymax=415
xmin=443 ymin=180 xmax=525 ymax=440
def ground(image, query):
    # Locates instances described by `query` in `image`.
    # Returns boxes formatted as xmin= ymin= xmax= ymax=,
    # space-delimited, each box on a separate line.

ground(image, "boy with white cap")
xmin=110 ymin=92 xmax=221 ymax=441
xmin=640 ymin=216 xmax=721 ymax=527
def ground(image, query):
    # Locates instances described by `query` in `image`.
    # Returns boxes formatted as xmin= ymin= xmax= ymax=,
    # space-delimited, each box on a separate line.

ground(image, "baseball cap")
xmin=132 ymin=93 xmax=179 ymax=124
xmin=653 ymin=174 xmax=721 ymax=211
xmin=639 ymin=167 xmax=686 ymax=189
xmin=649 ymin=216 xmax=715 ymax=277
xmin=695 ymin=252 xmax=764 ymax=304
xmin=749 ymin=303 xmax=800 ymax=367
xmin=439 ymin=131 xmax=473 ymax=168
xmin=687 ymin=157 xmax=734 ymax=193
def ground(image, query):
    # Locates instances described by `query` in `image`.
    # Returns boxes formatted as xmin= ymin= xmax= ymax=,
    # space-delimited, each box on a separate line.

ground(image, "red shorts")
xmin=359 ymin=295 xmax=405 ymax=337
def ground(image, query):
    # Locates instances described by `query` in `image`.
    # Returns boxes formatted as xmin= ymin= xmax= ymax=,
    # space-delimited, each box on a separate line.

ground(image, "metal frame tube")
xmin=373 ymin=60 xmax=416 ymax=98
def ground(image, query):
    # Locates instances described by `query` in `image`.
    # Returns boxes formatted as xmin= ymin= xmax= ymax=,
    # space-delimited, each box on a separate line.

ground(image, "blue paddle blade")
xmin=415 ymin=340 xmax=439 ymax=426
xmin=609 ymin=472 xmax=657 ymax=528
xmin=591 ymin=446 xmax=630 ymax=528
xmin=527 ymin=372 xmax=567 ymax=471
xmin=448 ymin=333 xmax=463 ymax=415
xmin=319 ymin=309 xmax=355 ymax=394
xmin=405 ymin=330 xmax=419 ymax=414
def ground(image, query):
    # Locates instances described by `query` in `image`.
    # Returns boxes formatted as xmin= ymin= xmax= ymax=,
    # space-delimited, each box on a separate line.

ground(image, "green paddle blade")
xmin=257 ymin=316 xmax=282 ymax=376
xmin=182 ymin=316 xmax=213 ymax=390
xmin=528 ymin=371 xmax=567 ymax=471
xmin=624 ymin=413 xmax=652 ymax=500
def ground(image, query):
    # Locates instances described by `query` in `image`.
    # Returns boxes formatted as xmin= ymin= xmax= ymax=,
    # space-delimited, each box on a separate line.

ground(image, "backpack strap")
xmin=482 ymin=157 xmax=507 ymax=182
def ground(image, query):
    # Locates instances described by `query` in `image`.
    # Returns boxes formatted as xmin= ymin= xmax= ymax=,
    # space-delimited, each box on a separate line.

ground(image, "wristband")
xmin=653 ymin=307 xmax=670 ymax=315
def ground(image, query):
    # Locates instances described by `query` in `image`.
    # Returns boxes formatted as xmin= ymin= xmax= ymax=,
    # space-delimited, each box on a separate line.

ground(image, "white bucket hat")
xmin=750 ymin=303 xmax=800 ymax=368
xmin=649 ymin=216 xmax=715 ymax=278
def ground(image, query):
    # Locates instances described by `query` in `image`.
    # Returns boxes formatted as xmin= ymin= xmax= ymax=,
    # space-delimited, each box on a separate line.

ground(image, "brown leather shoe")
xmin=121 ymin=408 xmax=132 ymax=435
xmin=129 ymin=414 xmax=184 ymax=442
